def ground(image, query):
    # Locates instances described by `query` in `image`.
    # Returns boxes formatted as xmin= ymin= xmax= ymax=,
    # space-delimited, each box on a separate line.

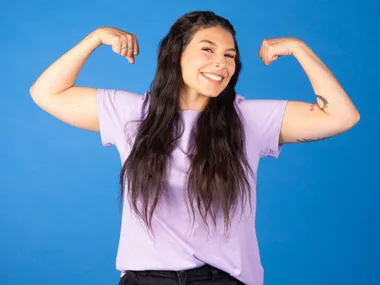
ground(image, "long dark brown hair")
xmin=119 ymin=11 xmax=255 ymax=236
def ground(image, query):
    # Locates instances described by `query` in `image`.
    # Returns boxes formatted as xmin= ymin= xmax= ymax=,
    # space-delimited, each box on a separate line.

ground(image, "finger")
xmin=112 ymin=36 xmax=123 ymax=55
xmin=264 ymin=41 xmax=274 ymax=65
xmin=120 ymin=36 xmax=128 ymax=57
xmin=262 ymin=44 xmax=268 ymax=65
xmin=133 ymin=35 xmax=139 ymax=56
xmin=125 ymin=34 xmax=135 ymax=63
xmin=266 ymin=45 xmax=273 ymax=64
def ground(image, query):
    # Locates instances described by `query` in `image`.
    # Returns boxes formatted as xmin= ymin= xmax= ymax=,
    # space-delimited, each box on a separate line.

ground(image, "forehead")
xmin=190 ymin=27 xmax=235 ymax=48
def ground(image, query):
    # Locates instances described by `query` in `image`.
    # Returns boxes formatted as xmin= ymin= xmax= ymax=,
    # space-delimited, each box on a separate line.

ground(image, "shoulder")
xmin=97 ymin=88 xmax=147 ymax=105
xmin=97 ymin=88 xmax=150 ymax=119
xmin=234 ymin=94 xmax=287 ymax=110
xmin=234 ymin=94 xmax=288 ymax=123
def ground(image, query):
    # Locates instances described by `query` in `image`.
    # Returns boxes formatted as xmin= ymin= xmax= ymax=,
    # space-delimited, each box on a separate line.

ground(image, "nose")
xmin=212 ymin=55 xmax=227 ymax=68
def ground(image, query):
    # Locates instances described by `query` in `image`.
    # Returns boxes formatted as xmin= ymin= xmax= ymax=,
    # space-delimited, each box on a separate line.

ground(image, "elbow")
xmin=29 ymin=85 xmax=45 ymax=102
xmin=29 ymin=85 xmax=44 ymax=106
xmin=332 ymin=110 xmax=360 ymax=132
xmin=354 ymin=111 xmax=360 ymax=124
xmin=350 ymin=110 xmax=360 ymax=126
xmin=29 ymin=85 xmax=37 ymax=99
xmin=343 ymin=111 xmax=360 ymax=130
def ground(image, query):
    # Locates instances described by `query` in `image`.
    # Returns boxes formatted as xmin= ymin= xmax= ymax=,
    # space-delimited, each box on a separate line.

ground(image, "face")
xmin=180 ymin=26 xmax=237 ymax=106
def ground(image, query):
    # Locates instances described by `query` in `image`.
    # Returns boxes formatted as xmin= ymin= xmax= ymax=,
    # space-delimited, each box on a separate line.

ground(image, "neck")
xmin=179 ymin=87 xmax=210 ymax=111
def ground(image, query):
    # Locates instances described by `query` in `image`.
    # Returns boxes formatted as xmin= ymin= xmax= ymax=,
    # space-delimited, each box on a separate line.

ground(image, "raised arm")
xmin=29 ymin=27 xmax=139 ymax=132
xmin=258 ymin=38 xmax=360 ymax=144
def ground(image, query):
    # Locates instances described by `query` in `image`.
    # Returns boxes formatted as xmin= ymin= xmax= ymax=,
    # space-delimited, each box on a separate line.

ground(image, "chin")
xmin=203 ymin=92 xmax=220 ymax=98
xmin=200 ymin=88 xmax=225 ymax=98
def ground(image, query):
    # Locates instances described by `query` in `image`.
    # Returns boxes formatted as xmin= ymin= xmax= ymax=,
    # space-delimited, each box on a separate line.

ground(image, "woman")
xmin=30 ymin=11 xmax=360 ymax=285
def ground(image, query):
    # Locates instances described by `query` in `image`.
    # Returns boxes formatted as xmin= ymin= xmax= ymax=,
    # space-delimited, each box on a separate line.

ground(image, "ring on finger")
xmin=121 ymin=46 xmax=133 ymax=50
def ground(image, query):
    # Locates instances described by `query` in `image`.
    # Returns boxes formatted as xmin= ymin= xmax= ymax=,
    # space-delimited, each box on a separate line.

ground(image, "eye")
xmin=202 ymin=48 xmax=213 ymax=53
xmin=225 ymin=54 xmax=235 ymax=59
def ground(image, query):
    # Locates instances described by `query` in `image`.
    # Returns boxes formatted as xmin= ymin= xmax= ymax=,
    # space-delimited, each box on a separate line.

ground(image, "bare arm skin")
xmin=279 ymin=40 xmax=360 ymax=144
xmin=29 ymin=27 xmax=139 ymax=132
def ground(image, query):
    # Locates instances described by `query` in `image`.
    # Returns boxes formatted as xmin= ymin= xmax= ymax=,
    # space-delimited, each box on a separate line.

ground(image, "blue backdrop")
xmin=1 ymin=0 xmax=378 ymax=284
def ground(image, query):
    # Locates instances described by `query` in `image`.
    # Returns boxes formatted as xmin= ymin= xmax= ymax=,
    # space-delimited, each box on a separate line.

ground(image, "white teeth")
xmin=203 ymin=73 xmax=222 ymax=81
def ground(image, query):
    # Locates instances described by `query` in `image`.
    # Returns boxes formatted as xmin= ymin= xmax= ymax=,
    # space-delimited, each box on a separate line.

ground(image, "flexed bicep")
xmin=31 ymin=86 xmax=100 ymax=132
xmin=279 ymin=100 xmax=354 ymax=144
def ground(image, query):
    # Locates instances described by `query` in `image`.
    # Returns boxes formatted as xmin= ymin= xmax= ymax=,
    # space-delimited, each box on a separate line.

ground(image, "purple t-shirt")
xmin=96 ymin=88 xmax=287 ymax=285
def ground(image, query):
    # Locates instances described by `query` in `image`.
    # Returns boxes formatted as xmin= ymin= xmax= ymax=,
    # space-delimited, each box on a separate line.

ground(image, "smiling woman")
xmin=29 ymin=10 xmax=359 ymax=285
xmin=179 ymin=29 xmax=237 ymax=110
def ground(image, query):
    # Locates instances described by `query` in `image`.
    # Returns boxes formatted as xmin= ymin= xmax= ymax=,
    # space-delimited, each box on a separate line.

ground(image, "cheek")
xmin=181 ymin=63 xmax=196 ymax=85
xmin=227 ymin=63 xmax=236 ymax=80
xmin=189 ymin=54 xmax=211 ymax=77
xmin=183 ymin=54 xmax=210 ymax=82
xmin=195 ymin=52 xmax=211 ymax=65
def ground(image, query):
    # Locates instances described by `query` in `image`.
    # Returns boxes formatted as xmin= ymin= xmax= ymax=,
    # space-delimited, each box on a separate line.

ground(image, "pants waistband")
xmin=132 ymin=264 xmax=229 ymax=279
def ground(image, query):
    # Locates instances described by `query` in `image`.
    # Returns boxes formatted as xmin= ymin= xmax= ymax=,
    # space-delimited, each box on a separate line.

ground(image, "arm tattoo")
xmin=296 ymin=137 xmax=328 ymax=143
xmin=316 ymin=95 xmax=329 ymax=111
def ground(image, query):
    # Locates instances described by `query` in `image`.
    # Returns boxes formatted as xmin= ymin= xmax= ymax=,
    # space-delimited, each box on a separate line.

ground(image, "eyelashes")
xmin=201 ymin=48 xmax=235 ymax=59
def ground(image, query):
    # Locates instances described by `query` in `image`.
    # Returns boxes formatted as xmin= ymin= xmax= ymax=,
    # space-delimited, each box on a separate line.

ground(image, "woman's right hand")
xmin=94 ymin=27 xmax=139 ymax=64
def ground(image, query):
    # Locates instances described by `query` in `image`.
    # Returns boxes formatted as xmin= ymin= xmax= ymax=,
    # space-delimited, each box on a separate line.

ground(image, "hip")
xmin=118 ymin=264 xmax=244 ymax=285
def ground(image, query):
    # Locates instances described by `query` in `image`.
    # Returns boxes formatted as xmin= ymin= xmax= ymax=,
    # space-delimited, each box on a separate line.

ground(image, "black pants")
xmin=118 ymin=264 xmax=245 ymax=285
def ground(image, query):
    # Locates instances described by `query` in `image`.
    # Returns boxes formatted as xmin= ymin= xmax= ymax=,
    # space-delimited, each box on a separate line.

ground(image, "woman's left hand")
xmin=258 ymin=37 xmax=303 ymax=65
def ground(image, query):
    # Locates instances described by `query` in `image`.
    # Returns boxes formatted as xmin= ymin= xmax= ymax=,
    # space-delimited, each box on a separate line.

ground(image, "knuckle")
xmin=114 ymin=35 xmax=122 ymax=43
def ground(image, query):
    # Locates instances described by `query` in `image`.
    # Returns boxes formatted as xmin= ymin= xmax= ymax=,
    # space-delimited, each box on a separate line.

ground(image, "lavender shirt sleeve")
xmin=237 ymin=97 xmax=288 ymax=158
xmin=96 ymin=88 xmax=145 ymax=147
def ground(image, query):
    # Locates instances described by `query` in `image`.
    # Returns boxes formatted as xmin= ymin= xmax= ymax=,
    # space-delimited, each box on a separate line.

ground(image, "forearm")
xmin=30 ymin=30 xmax=102 ymax=96
xmin=292 ymin=41 xmax=360 ymax=123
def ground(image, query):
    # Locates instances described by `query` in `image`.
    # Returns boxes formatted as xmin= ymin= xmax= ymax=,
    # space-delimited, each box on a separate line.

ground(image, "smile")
xmin=201 ymin=72 xmax=223 ymax=82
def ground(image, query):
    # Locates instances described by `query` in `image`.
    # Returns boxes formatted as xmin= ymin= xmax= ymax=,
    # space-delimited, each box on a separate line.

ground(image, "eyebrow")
xmin=198 ymin=40 xmax=236 ymax=52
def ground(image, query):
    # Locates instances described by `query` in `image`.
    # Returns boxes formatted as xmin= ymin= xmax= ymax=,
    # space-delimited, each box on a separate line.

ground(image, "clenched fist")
xmin=94 ymin=27 xmax=139 ymax=64
xmin=258 ymin=37 xmax=302 ymax=65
